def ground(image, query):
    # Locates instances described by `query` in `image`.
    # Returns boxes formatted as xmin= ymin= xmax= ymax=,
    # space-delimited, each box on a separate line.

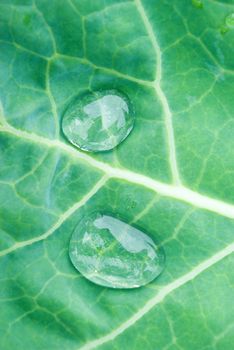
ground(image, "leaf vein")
xmin=78 ymin=241 xmax=234 ymax=350
xmin=0 ymin=176 xmax=108 ymax=257
xmin=134 ymin=0 xmax=181 ymax=185
xmin=1 ymin=125 xmax=234 ymax=219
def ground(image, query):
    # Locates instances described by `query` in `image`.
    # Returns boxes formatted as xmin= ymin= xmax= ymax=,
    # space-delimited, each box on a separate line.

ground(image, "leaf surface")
xmin=1 ymin=0 xmax=234 ymax=349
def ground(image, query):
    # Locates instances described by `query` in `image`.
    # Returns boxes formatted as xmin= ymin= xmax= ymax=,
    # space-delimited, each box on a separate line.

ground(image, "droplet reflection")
xmin=62 ymin=90 xmax=134 ymax=152
xmin=69 ymin=213 xmax=165 ymax=289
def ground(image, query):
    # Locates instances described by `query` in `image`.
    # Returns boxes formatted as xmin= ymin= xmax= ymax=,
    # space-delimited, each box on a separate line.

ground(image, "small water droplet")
xmin=192 ymin=0 xmax=203 ymax=9
xmin=23 ymin=15 xmax=31 ymax=26
xmin=69 ymin=213 xmax=165 ymax=289
xmin=220 ymin=12 xmax=234 ymax=34
xmin=62 ymin=90 xmax=134 ymax=152
xmin=220 ymin=25 xmax=229 ymax=35
xmin=225 ymin=13 xmax=234 ymax=28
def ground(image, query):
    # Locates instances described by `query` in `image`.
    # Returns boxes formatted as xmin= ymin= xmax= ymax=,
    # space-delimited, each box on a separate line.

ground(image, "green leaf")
xmin=1 ymin=0 xmax=234 ymax=349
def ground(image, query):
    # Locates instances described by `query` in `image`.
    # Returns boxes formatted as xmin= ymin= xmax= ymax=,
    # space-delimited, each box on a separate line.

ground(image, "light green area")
xmin=0 ymin=0 xmax=234 ymax=349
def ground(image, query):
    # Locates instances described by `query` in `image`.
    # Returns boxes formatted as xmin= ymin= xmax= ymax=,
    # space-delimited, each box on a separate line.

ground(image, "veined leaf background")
xmin=0 ymin=0 xmax=234 ymax=349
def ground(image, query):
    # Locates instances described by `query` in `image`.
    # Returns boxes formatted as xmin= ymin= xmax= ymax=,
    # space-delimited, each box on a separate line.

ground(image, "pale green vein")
xmin=0 ymin=39 xmax=154 ymax=87
xmin=1 ymin=125 xmax=234 ymax=219
xmin=12 ymin=182 xmax=56 ymax=211
xmin=195 ymin=137 xmax=218 ymax=188
xmin=0 ymin=176 xmax=108 ymax=257
xmin=34 ymin=274 xmax=58 ymax=298
xmin=134 ymin=0 xmax=161 ymax=82
xmin=55 ymin=53 xmax=154 ymax=87
xmin=14 ymin=151 xmax=48 ymax=184
xmin=161 ymin=306 xmax=177 ymax=349
xmin=78 ymin=240 xmax=234 ymax=350
xmin=130 ymin=196 xmax=158 ymax=225
xmin=175 ymin=77 xmax=218 ymax=115
xmin=174 ymin=7 xmax=234 ymax=76
xmin=81 ymin=17 xmax=87 ymax=57
xmin=192 ymin=33 xmax=221 ymax=68
xmin=161 ymin=208 xmax=195 ymax=246
xmin=45 ymin=59 xmax=60 ymax=138
xmin=162 ymin=34 xmax=188 ymax=53
xmin=214 ymin=322 xmax=234 ymax=344
xmin=0 ymin=100 xmax=7 ymax=126
xmin=12 ymin=78 xmax=46 ymax=93
xmin=68 ymin=0 xmax=82 ymax=17
xmin=68 ymin=0 xmax=87 ymax=57
xmin=33 ymin=0 xmax=57 ymax=54
xmin=135 ymin=0 xmax=181 ymax=185
xmin=0 ymin=39 xmax=49 ymax=60
xmin=84 ymin=1 xmax=133 ymax=19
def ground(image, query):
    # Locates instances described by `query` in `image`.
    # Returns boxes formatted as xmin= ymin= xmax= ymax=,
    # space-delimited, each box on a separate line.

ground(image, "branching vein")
xmin=78 ymin=240 xmax=234 ymax=350
xmin=45 ymin=60 xmax=60 ymax=138
xmin=135 ymin=0 xmax=181 ymax=185
xmin=0 ymin=176 xmax=108 ymax=257
xmin=1 ymin=124 xmax=234 ymax=220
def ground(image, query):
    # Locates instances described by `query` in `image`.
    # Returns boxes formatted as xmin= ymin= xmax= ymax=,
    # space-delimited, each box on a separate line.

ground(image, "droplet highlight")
xmin=69 ymin=213 xmax=165 ymax=289
xmin=62 ymin=90 xmax=134 ymax=152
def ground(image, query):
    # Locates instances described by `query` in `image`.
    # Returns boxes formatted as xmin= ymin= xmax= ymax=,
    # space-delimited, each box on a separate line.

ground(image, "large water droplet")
xmin=69 ymin=213 xmax=165 ymax=289
xmin=62 ymin=90 xmax=134 ymax=152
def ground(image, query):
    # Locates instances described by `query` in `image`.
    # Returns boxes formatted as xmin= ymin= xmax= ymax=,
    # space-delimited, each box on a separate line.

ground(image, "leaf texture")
xmin=0 ymin=0 xmax=234 ymax=349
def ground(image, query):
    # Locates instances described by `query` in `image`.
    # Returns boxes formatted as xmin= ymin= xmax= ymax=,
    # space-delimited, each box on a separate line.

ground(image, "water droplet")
xmin=220 ymin=25 xmax=229 ymax=35
xmin=69 ymin=213 xmax=165 ymax=289
xmin=62 ymin=90 xmax=134 ymax=152
xmin=192 ymin=0 xmax=203 ymax=9
xmin=225 ymin=13 xmax=234 ymax=28
xmin=23 ymin=15 xmax=31 ymax=26
xmin=220 ymin=13 xmax=234 ymax=34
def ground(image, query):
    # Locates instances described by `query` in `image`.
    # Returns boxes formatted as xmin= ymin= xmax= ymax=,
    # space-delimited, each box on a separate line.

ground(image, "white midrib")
xmin=135 ymin=0 xmax=181 ymax=185
xmin=78 ymin=241 xmax=234 ymax=350
xmin=1 ymin=124 xmax=234 ymax=219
